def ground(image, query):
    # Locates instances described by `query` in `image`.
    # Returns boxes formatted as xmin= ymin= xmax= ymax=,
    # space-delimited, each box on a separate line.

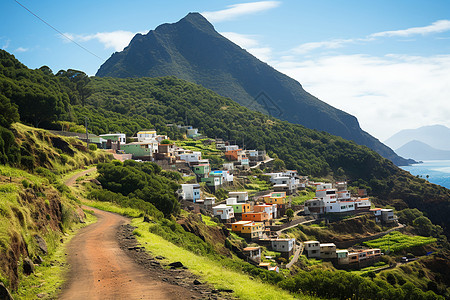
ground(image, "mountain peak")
xmin=153 ymin=12 xmax=216 ymax=36
xmin=95 ymin=14 xmax=411 ymax=166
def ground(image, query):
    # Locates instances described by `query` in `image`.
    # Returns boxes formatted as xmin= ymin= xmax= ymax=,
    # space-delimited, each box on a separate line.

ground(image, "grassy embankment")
xmin=12 ymin=211 xmax=96 ymax=300
xmin=0 ymin=124 xmax=112 ymax=296
xmin=0 ymin=164 xmax=98 ymax=299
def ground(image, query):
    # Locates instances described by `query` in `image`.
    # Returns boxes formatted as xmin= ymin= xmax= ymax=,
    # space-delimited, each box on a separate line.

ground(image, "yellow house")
xmin=262 ymin=192 xmax=287 ymax=205
xmin=241 ymin=222 xmax=264 ymax=240
xmin=231 ymin=220 xmax=252 ymax=232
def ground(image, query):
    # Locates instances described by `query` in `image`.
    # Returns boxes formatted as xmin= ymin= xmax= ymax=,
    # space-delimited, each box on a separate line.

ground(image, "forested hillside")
xmin=0 ymin=49 xmax=448 ymax=235
xmin=96 ymin=12 xmax=412 ymax=166
xmin=75 ymin=76 xmax=449 ymax=235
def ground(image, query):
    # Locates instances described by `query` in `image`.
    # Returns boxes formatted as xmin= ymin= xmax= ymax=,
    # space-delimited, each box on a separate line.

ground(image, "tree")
xmin=273 ymin=158 xmax=286 ymax=171
xmin=413 ymin=216 xmax=434 ymax=236
xmin=0 ymin=94 xmax=19 ymax=128
xmin=366 ymin=271 xmax=376 ymax=280
xmin=160 ymin=139 xmax=172 ymax=144
xmin=286 ymin=209 xmax=294 ymax=222
xmin=56 ymin=69 xmax=92 ymax=105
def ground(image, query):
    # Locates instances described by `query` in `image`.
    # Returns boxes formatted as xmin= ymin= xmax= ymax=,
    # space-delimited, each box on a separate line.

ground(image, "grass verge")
xmin=131 ymin=218 xmax=307 ymax=300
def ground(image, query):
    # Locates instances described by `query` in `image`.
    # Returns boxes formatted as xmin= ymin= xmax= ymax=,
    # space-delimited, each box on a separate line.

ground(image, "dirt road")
xmin=64 ymin=167 xmax=96 ymax=186
xmin=59 ymin=207 xmax=200 ymax=300
xmin=60 ymin=169 xmax=204 ymax=299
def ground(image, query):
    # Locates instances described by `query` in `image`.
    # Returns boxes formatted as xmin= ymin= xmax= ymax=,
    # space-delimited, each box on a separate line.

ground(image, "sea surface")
xmin=400 ymin=160 xmax=450 ymax=189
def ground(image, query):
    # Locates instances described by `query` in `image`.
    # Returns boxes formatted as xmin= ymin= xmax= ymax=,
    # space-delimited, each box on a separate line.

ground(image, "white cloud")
xmin=15 ymin=47 xmax=29 ymax=53
xmin=275 ymin=54 xmax=450 ymax=140
xmin=202 ymin=1 xmax=281 ymax=22
xmin=291 ymin=20 xmax=450 ymax=55
xmin=371 ymin=19 xmax=450 ymax=38
xmin=221 ymin=32 xmax=259 ymax=48
xmin=63 ymin=30 xmax=147 ymax=51
xmin=292 ymin=39 xmax=354 ymax=54
xmin=248 ymin=47 xmax=272 ymax=61
xmin=1 ymin=39 xmax=10 ymax=50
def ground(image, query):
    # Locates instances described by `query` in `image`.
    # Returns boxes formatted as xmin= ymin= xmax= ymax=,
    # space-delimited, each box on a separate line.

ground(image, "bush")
xmin=88 ymin=143 xmax=97 ymax=151
xmin=21 ymin=179 xmax=30 ymax=188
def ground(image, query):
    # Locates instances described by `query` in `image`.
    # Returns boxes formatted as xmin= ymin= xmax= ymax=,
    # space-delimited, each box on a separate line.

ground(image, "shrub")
xmin=21 ymin=179 xmax=30 ymax=188
xmin=88 ymin=143 xmax=97 ymax=151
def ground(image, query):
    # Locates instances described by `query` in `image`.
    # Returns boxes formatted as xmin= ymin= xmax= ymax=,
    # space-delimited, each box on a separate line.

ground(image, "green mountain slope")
xmin=96 ymin=12 xmax=412 ymax=166
xmin=0 ymin=49 xmax=448 ymax=234
xmin=74 ymin=76 xmax=449 ymax=235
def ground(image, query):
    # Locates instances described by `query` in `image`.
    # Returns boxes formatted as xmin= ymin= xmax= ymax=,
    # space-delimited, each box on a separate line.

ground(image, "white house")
xmin=304 ymin=241 xmax=320 ymax=258
xmin=137 ymin=130 xmax=157 ymax=142
xmin=99 ymin=133 xmax=126 ymax=144
xmin=381 ymin=209 xmax=396 ymax=223
xmin=320 ymin=243 xmax=337 ymax=259
xmin=222 ymin=162 xmax=234 ymax=170
xmin=336 ymin=250 xmax=349 ymax=264
xmin=226 ymin=197 xmax=238 ymax=205
xmin=224 ymin=145 xmax=239 ymax=151
xmin=213 ymin=204 xmax=234 ymax=221
xmin=180 ymin=184 xmax=201 ymax=202
xmin=179 ymin=151 xmax=202 ymax=163
xmin=209 ymin=170 xmax=234 ymax=183
xmin=228 ymin=191 xmax=249 ymax=203
xmin=254 ymin=204 xmax=277 ymax=219
xmin=271 ymin=238 xmax=295 ymax=258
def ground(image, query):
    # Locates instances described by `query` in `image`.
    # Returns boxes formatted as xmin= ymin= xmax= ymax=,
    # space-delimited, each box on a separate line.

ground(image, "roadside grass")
xmin=131 ymin=218 xmax=306 ymax=300
xmin=12 ymin=211 xmax=96 ymax=300
xmin=350 ymin=262 xmax=388 ymax=276
xmin=364 ymin=231 xmax=436 ymax=253
xmin=77 ymin=199 xmax=310 ymax=299
xmin=80 ymin=199 xmax=143 ymax=218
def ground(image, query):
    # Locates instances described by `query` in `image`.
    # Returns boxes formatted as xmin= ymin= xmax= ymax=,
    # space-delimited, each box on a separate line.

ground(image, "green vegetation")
xmin=95 ymin=12 xmax=410 ymax=168
xmin=94 ymin=160 xmax=180 ymax=217
xmin=279 ymin=268 xmax=443 ymax=300
xmin=364 ymin=232 xmax=437 ymax=253
xmin=291 ymin=187 xmax=315 ymax=205
xmin=75 ymin=76 xmax=449 ymax=235
xmin=132 ymin=219 xmax=302 ymax=300
xmin=1 ymin=49 xmax=449 ymax=235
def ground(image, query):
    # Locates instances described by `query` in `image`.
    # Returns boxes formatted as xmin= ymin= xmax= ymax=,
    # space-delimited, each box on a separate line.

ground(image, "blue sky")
xmin=1 ymin=0 xmax=450 ymax=142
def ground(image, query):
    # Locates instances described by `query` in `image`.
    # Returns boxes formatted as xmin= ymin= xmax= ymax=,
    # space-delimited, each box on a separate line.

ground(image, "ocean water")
xmin=400 ymin=160 xmax=450 ymax=189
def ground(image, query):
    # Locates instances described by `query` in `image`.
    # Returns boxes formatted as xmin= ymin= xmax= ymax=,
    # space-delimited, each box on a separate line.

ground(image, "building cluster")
xmin=263 ymin=171 xmax=308 ymax=195
xmin=304 ymin=182 xmax=371 ymax=215
xmin=89 ymin=130 xmax=396 ymax=272
xmin=304 ymin=240 xmax=382 ymax=267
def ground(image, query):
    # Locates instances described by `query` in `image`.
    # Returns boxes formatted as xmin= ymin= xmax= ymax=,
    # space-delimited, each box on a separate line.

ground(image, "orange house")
xmin=242 ymin=212 xmax=270 ymax=222
xmin=231 ymin=220 xmax=253 ymax=232
xmin=241 ymin=222 xmax=264 ymax=240
xmin=225 ymin=149 xmax=246 ymax=161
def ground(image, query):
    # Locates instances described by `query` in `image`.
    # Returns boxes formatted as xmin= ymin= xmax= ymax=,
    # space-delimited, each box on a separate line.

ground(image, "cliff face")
xmin=96 ymin=13 xmax=411 ymax=166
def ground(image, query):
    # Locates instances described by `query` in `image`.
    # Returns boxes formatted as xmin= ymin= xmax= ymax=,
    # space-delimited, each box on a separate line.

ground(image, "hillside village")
xmin=64 ymin=125 xmax=404 ymax=272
